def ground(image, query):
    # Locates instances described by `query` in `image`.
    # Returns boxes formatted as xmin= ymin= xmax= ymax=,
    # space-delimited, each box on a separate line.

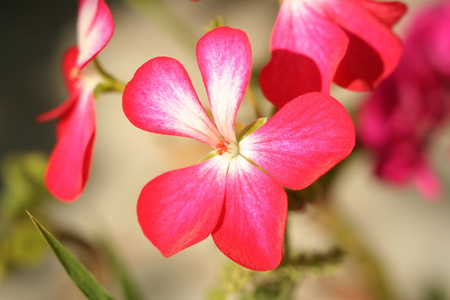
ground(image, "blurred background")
xmin=1 ymin=0 xmax=449 ymax=299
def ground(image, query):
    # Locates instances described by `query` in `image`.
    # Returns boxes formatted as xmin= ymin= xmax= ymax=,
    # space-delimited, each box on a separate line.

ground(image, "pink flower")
xmin=123 ymin=27 xmax=355 ymax=270
xmin=37 ymin=0 xmax=114 ymax=201
xmin=358 ymin=1 xmax=450 ymax=200
xmin=260 ymin=0 xmax=407 ymax=108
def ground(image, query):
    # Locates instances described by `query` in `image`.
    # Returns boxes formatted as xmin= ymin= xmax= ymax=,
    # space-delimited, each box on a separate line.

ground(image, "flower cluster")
xmin=38 ymin=0 xmax=417 ymax=270
xmin=38 ymin=0 xmax=114 ymax=201
xmin=358 ymin=1 xmax=450 ymax=200
xmin=259 ymin=0 xmax=406 ymax=108
xmin=123 ymin=27 xmax=355 ymax=270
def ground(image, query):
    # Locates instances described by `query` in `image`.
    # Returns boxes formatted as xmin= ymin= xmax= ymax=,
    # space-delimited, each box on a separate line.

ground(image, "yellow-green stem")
xmin=94 ymin=59 xmax=126 ymax=93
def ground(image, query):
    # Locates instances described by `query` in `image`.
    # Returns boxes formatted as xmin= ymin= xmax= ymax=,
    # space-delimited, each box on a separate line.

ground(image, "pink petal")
xmin=359 ymin=0 xmax=407 ymax=27
xmin=45 ymin=84 xmax=96 ymax=201
xmin=122 ymin=57 xmax=222 ymax=148
xmin=37 ymin=47 xmax=80 ymax=122
xmin=37 ymin=94 xmax=77 ymax=123
xmin=212 ymin=155 xmax=287 ymax=271
xmin=259 ymin=0 xmax=348 ymax=108
xmin=137 ymin=157 xmax=228 ymax=257
xmin=413 ymin=159 xmax=442 ymax=201
xmin=240 ymin=92 xmax=355 ymax=190
xmin=329 ymin=0 xmax=406 ymax=90
xmin=76 ymin=0 xmax=114 ymax=69
xmin=62 ymin=47 xmax=81 ymax=92
xmin=197 ymin=27 xmax=252 ymax=141
xmin=407 ymin=1 xmax=450 ymax=77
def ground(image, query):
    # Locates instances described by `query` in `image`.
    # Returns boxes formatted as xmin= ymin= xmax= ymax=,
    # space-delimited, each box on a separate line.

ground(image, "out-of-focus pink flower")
xmin=38 ymin=0 xmax=114 ymax=201
xmin=123 ymin=27 xmax=355 ymax=270
xmin=260 ymin=0 xmax=407 ymax=108
xmin=358 ymin=1 xmax=450 ymax=200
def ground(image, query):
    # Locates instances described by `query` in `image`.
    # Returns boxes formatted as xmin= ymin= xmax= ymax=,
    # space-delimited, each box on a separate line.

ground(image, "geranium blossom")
xmin=358 ymin=1 xmax=450 ymax=200
xmin=37 ymin=0 xmax=114 ymax=201
xmin=260 ymin=0 xmax=407 ymax=108
xmin=123 ymin=27 xmax=355 ymax=270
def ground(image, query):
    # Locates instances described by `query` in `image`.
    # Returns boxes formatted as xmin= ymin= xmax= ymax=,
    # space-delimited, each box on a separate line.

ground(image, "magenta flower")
xmin=37 ymin=0 xmax=114 ymax=201
xmin=260 ymin=0 xmax=407 ymax=108
xmin=123 ymin=27 xmax=355 ymax=270
xmin=358 ymin=1 xmax=450 ymax=200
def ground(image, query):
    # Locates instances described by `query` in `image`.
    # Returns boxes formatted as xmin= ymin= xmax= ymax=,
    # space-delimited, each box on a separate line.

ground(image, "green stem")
xmin=94 ymin=59 xmax=127 ymax=93
xmin=104 ymin=78 xmax=127 ymax=93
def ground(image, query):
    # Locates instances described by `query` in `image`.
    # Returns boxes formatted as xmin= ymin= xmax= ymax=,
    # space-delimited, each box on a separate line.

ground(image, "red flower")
xmin=358 ymin=1 xmax=450 ymax=200
xmin=38 ymin=0 xmax=114 ymax=201
xmin=260 ymin=0 xmax=407 ymax=108
xmin=123 ymin=27 xmax=355 ymax=270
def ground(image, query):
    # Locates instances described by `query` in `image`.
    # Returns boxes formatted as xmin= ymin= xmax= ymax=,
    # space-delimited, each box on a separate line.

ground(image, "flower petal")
xmin=212 ymin=155 xmax=287 ymax=271
xmin=240 ymin=92 xmax=355 ymax=190
xmin=37 ymin=94 xmax=77 ymax=123
xmin=197 ymin=27 xmax=252 ymax=141
xmin=37 ymin=47 xmax=80 ymax=122
xmin=137 ymin=157 xmax=228 ymax=257
xmin=412 ymin=159 xmax=442 ymax=201
xmin=45 ymin=84 xmax=96 ymax=201
xmin=259 ymin=0 xmax=348 ymax=108
xmin=76 ymin=0 xmax=114 ymax=68
xmin=62 ymin=47 xmax=81 ymax=92
xmin=122 ymin=57 xmax=222 ymax=148
xmin=359 ymin=0 xmax=407 ymax=27
xmin=329 ymin=0 xmax=406 ymax=90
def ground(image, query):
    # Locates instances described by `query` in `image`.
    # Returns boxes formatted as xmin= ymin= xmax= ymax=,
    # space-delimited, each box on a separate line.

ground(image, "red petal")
xmin=359 ymin=0 xmax=407 ymax=28
xmin=197 ymin=27 xmax=252 ymax=141
xmin=137 ymin=157 xmax=228 ymax=257
xmin=76 ymin=0 xmax=114 ymax=68
xmin=259 ymin=0 xmax=348 ymax=108
xmin=45 ymin=85 xmax=96 ymax=201
xmin=240 ymin=92 xmax=355 ymax=190
xmin=260 ymin=0 xmax=405 ymax=106
xmin=123 ymin=57 xmax=222 ymax=147
xmin=37 ymin=93 xmax=77 ymax=123
xmin=412 ymin=160 xmax=442 ymax=201
xmin=212 ymin=155 xmax=287 ymax=271
xmin=37 ymin=48 xmax=80 ymax=122
xmin=329 ymin=0 xmax=405 ymax=90
xmin=62 ymin=47 xmax=81 ymax=93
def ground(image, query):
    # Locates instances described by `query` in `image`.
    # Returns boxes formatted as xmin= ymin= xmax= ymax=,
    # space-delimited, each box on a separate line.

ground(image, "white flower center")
xmin=215 ymin=138 xmax=239 ymax=158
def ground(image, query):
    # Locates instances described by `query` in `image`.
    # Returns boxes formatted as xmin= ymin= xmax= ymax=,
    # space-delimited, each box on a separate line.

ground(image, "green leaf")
xmin=205 ymin=16 xmax=226 ymax=32
xmin=198 ymin=150 xmax=219 ymax=163
xmin=27 ymin=211 xmax=116 ymax=300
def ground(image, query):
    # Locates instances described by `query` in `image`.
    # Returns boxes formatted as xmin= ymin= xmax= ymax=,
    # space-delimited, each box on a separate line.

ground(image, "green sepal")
xmin=27 ymin=212 xmax=116 ymax=300
xmin=205 ymin=16 xmax=226 ymax=32
xmin=94 ymin=78 xmax=126 ymax=97
xmin=92 ymin=58 xmax=126 ymax=99
xmin=198 ymin=150 xmax=219 ymax=163
xmin=237 ymin=118 xmax=267 ymax=141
